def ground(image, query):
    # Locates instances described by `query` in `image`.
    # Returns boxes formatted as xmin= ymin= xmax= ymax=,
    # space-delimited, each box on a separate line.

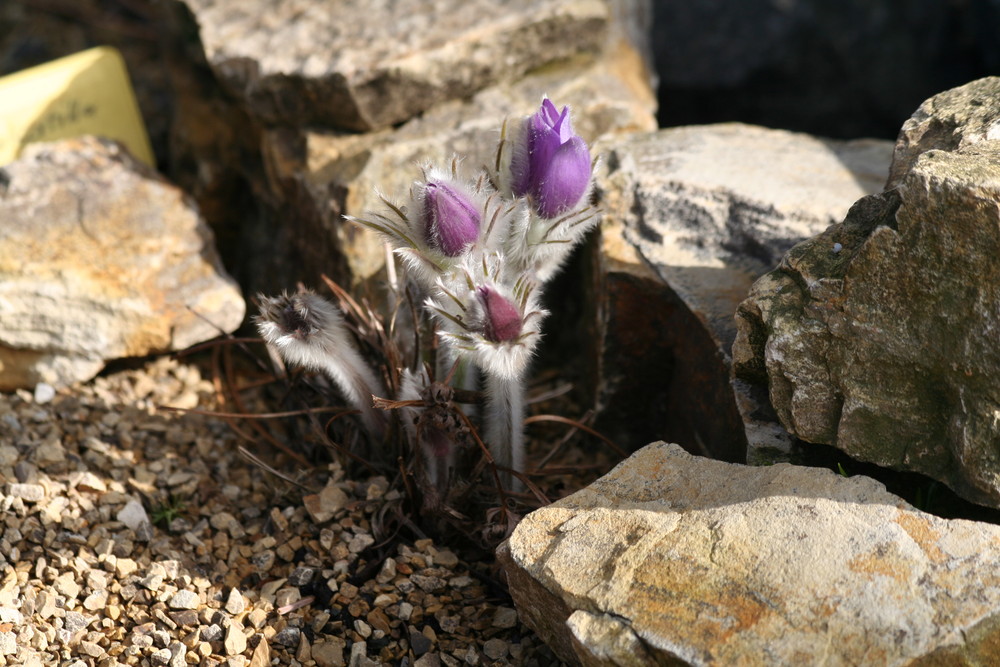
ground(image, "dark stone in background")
xmin=652 ymin=0 xmax=1000 ymax=140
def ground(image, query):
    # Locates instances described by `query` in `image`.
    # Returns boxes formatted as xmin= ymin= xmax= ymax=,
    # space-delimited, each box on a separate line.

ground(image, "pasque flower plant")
xmin=256 ymin=98 xmax=598 ymax=494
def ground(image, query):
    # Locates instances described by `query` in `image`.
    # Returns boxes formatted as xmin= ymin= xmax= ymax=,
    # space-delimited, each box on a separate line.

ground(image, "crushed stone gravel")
xmin=0 ymin=357 xmax=564 ymax=666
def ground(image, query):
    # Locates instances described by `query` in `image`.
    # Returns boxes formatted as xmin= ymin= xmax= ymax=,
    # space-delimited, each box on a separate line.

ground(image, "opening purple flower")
xmin=510 ymin=98 xmax=592 ymax=219
xmin=476 ymin=286 xmax=522 ymax=343
xmin=422 ymin=181 xmax=480 ymax=256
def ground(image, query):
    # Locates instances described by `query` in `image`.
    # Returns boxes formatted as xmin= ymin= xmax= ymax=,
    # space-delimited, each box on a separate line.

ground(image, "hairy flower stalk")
xmin=484 ymin=373 xmax=525 ymax=491
xmin=425 ymin=258 xmax=546 ymax=490
xmin=255 ymin=291 xmax=388 ymax=440
xmin=475 ymin=285 xmax=528 ymax=490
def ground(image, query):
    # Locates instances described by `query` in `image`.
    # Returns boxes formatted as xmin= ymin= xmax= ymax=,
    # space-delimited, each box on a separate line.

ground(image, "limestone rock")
xmin=887 ymin=76 xmax=1000 ymax=187
xmin=183 ymin=0 xmax=609 ymax=131
xmin=499 ymin=441 xmax=1000 ymax=665
xmin=268 ymin=41 xmax=656 ymax=285
xmin=0 ymin=137 xmax=245 ymax=390
xmin=591 ymin=124 xmax=892 ymax=457
xmin=733 ymin=79 xmax=1000 ymax=507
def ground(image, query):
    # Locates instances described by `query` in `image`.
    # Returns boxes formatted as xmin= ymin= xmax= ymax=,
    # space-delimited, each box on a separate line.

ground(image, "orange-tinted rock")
xmin=501 ymin=442 xmax=1000 ymax=665
xmin=0 ymin=137 xmax=244 ymax=389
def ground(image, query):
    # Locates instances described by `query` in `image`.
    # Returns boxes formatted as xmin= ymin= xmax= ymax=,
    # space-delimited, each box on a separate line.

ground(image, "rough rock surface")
xmin=499 ymin=441 xmax=1000 ymax=666
xmin=887 ymin=76 xmax=1000 ymax=187
xmin=733 ymin=78 xmax=1000 ymax=508
xmin=183 ymin=0 xmax=609 ymax=131
xmin=0 ymin=137 xmax=245 ymax=390
xmin=591 ymin=124 xmax=892 ymax=458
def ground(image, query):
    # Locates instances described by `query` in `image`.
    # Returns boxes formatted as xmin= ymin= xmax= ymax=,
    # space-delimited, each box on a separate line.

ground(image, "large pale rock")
xmin=591 ymin=124 xmax=892 ymax=458
xmin=184 ymin=0 xmax=609 ymax=131
xmin=0 ymin=137 xmax=245 ymax=390
xmin=266 ymin=41 xmax=656 ymax=285
xmin=733 ymin=79 xmax=1000 ymax=508
xmin=499 ymin=441 xmax=1000 ymax=665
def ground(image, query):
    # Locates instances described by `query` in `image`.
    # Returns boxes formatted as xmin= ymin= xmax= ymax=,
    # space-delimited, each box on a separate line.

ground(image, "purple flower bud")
xmin=422 ymin=181 xmax=480 ymax=256
xmin=476 ymin=286 xmax=522 ymax=343
xmin=510 ymin=98 xmax=592 ymax=219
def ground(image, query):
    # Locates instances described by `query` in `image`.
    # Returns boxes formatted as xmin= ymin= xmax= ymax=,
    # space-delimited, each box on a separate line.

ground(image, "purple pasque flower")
xmin=424 ymin=253 xmax=547 ymax=382
xmin=510 ymin=98 xmax=592 ymax=219
xmin=476 ymin=285 xmax=522 ymax=343
xmin=421 ymin=180 xmax=480 ymax=257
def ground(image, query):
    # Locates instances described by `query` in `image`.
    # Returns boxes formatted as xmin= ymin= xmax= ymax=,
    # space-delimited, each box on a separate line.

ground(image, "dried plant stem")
xmin=484 ymin=373 xmax=525 ymax=491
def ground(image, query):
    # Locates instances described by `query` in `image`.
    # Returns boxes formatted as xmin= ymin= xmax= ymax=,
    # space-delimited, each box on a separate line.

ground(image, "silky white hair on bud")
xmin=424 ymin=252 xmax=547 ymax=383
xmin=255 ymin=290 xmax=387 ymax=440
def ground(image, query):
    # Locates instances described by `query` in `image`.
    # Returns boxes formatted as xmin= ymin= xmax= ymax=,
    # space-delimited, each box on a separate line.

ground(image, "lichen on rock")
xmin=734 ymin=77 xmax=1000 ymax=508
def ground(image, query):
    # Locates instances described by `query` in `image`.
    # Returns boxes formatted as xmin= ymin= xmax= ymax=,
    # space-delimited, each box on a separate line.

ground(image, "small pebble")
xmin=117 ymin=499 xmax=151 ymax=532
xmin=33 ymin=382 xmax=56 ymax=404
xmin=0 ymin=632 xmax=17 ymax=656
xmin=252 ymin=550 xmax=276 ymax=573
xmin=312 ymin=638 xmax=345 ymax=667
xmin=492 ymin=607 xmax=518 ymax=629
xmin=7 ymin=483 xmax=44 ymax=503
xmin=287 ymin=566 xmax=316 ymax=586
xmin=413 ymin=654 xmax=441 ymax=667
xmin=150 ymin=648 xmax=172 ymax=666
xmin=410 ymin=627 xmax=433 ymax=656
xmin=167 ymin=642 xmax=187 ymax=667
xmin=482 ymin=638 xmax=508 ymax=660
xmin=354 ymin=619 xmax=372 ymax=639
xmin=83 ymin=590 xmax=108 ymax=611
xmin=225 ymin=623 xmax=247 ymax=655
xmin=273 ymin=626 xmax=301 ymax=647
xmin=0 ymin=608 xmax=22 ymax=624
xmin=225 ymin=588 xmax=246 ymax=614
xmin=168 ymin=590 xmax=200 ymax=610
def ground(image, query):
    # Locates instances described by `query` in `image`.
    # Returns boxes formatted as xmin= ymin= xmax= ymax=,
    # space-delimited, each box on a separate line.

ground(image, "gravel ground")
xmin=0 ymin=357 xmax=564 ymax=666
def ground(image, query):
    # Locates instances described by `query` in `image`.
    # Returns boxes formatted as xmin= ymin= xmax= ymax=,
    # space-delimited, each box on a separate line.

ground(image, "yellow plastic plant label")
xmin=0 ymin=46 xmax=154 ymax=167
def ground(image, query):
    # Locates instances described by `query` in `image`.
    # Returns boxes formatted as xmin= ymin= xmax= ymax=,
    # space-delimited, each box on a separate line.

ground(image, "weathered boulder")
xmin=500 ymin=441 xmax=1000 ymax=665
xmin=733 ymin=77 xmax=1000 ymax=508
xmin=183 ymin=0 xmax=610 ymax=131
xmin=591 ymin=124 xmax=893 ymax=458
xmin=0 ymin=137 xmax=245 ymax=390
xmin=887 ymin=76 xmax=1000 ymax=187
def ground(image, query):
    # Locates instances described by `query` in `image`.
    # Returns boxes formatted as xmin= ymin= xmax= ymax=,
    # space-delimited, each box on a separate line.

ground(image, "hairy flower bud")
xmin=476 ymin=286 xmax=522 ymax=343
xmin=510 ymin=98 xmax=592 ymax=219
xmin=422 ymin=180 xmax=480 ymax=256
